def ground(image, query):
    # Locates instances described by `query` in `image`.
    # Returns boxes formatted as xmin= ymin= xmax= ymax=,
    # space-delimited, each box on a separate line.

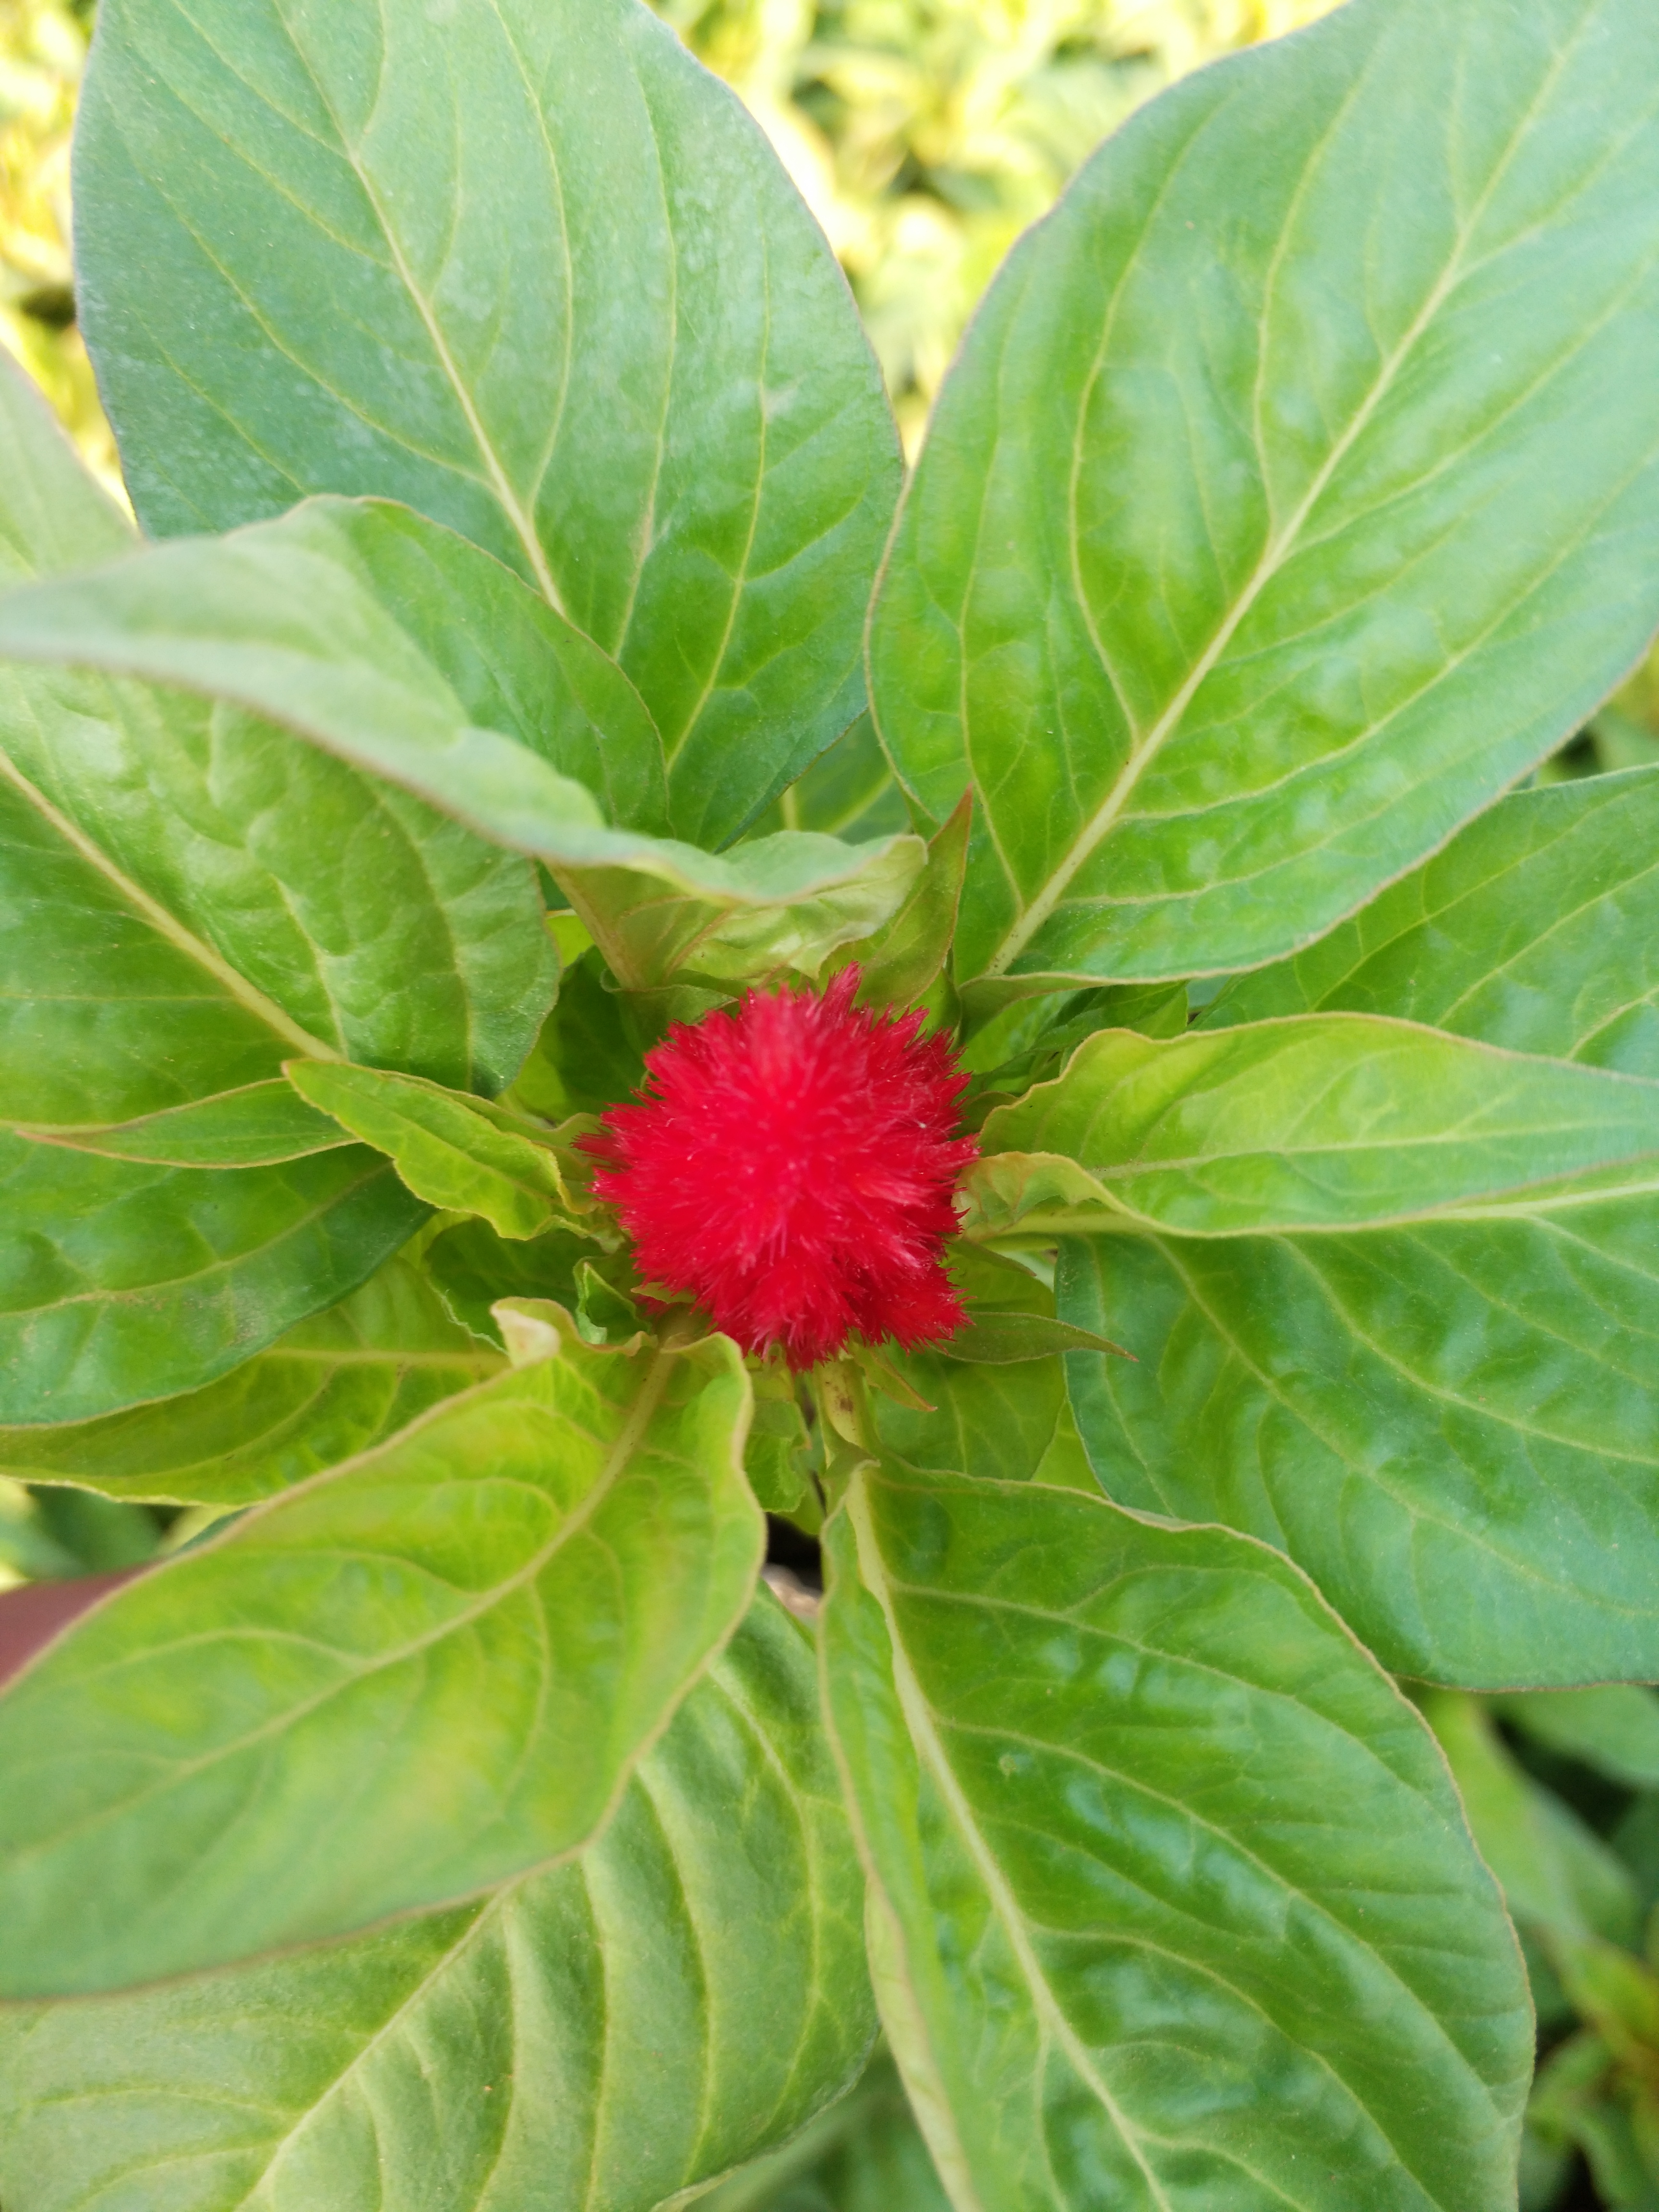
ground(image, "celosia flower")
xmin=588 ymin=969 xmax=977 ymax=1368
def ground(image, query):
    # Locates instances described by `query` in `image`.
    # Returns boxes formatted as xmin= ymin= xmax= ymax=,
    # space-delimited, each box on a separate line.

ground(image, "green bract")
xmin=0 ymin=0 xmax=1654 ymax=2204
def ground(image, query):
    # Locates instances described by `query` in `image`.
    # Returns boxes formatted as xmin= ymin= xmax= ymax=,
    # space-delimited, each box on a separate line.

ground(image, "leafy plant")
xmin=1 ymin=0 xmax=1658 ymax=2206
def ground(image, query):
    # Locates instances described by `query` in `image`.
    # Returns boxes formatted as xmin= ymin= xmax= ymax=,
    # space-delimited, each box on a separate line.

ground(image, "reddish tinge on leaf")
xmin=588 ymin=970 xmax=977 ymax=1368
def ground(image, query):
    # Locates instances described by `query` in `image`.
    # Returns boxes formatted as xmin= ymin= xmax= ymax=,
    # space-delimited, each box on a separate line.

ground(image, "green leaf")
xmin=76 ymin=0 xmax=902 ymax=844
xmin=286 ymin=1059 xmax=603 ymax=1241
xmin=831 ymin=793 xmax=970 ymax=1012
xmin=701 ymin=2056 xmax=950 ymax=2212
xmin=935 ymin=1310 xmax=1128 ymax=1365
xmin=0 ymin=386 xmax=557 ymax=1121
xmin=423 ymin=1218 xmax=592 ymax=1349
xmin=0 ymin=501 xmax=927 ymax=994
xmin=873 ymin=1250 xmax=1102 ymax=1488
xmin=1057 ymin=1213 xmax=1659 ymax=1687
xmin=1208 ymin=769 xmax=1659 ymax=1078
xmin=821 ymin=1465 xmax=1532 ymax=2211
xmin=973 ymin=1016 xmax=1659 ymax=1238
xmin=0 ymin=1596 xmax=878 ymax=2212
xmin=1498 ymin=1687 xmax=1659 ymax=1792
xmin=867 ymin=0 xmax=1659 ymax=998
xmin=0 ymin=1132 xmax=424 ymax=1425
xmin=14 ymin=1078 xmax=352 ymax=1167
xmin=0 ymin=1331 xmax=763 ymax=1995
xmin=1051 ymin=803 xmax=1659 ymax=1685
xmin=750 ymin=711 xmax=912 ymax=844
xmin=1421 ymin=1692 xmax=1640 ymax=1951
xmin=0 ymin=1256 xmax=503 ymax=1505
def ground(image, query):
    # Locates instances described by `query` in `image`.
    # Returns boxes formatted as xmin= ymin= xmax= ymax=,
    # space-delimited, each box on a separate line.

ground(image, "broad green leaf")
xmin=1209 ymin=770 xmax=1659 ymax=1078
xmin=868 ymin=0 xmax=1659 ymax=998
xmin=1054 ymin=797 xmax=1659 ymax=1685
xmin=0 ymin=1257 xmax=503 ymax=1505
xmin=15 ymin=1079 xmax=351 ymax=1167
xmin=872 ymin=1250 xmax=1098 ymax=1488
xmin=822 ymin=1465 xmax=1532 ymax=2212
xmin=0 ymin=377 xmax=557 ymax=1119
xmin=76 ymin=0 xmax=902 ymax=843
xmin=0 ymin=504 xmax=926 ymax=993
xmin=1499 ymin=1688 xmax=1659 ymax=1792
xmin=1423 ymin=1694 xmax=1639 ymax=1952
xmin=1058 ymin=1218 xmax=1659 ymax=1687
xmin=0 ymin=1597 xmax=878 ymax=2212
xmin=751 ymin=712 xmax=911 ymax=843
xmin=702 ymin=2056 xmax=950 ymax=2212
xmin=0 ymin=1331 xmax=763 ymax=1994
xmin=0 ymin=1132 xmax=424 ymax=1425
xmin=423 ymin=1218 xmax=592 ymax=1348
xmin=0 ymin=495 xmax=668 ymax=837
xmin=286 ymin=1060 xmax=602 ymax=1241
xmin=973 ymin=1016 xmax=1659 ymax=1238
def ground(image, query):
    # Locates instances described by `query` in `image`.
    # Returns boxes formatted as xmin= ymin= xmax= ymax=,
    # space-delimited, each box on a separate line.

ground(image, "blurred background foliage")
xmin=6 ymin=4 xmax=1659 ymax=2205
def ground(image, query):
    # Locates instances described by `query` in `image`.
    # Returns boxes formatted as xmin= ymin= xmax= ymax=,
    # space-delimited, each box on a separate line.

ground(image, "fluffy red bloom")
xmin=588 ymin=970 xmax=977 ymax=1368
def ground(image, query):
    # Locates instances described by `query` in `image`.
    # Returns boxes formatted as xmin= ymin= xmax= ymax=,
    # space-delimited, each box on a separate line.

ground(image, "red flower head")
xmin=588 ymin=970 xmax=977 ymax=1368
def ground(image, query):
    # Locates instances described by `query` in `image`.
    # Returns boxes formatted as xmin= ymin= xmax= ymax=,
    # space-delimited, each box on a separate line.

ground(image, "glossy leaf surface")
xmin=822 ymin=1465 xmax=1532 ymax=2211
xmin=0 ymin=386 xmax=557 ymax=1118
xmin=0 ymin=1133 xmax=424 ymax=1425
xmin=869 ymin=0 xmax=1659 ymax=995
xmin=1058 ymin=1219 xmax=1659 ymax=1688
xmin=0 ymin=1334 xmax=763 ymax=1993
xmin=0 ymin=1258 xmax=502 ymax=1505
xmin=286 ymin=1061 xmax=600 ymax=1241
xmin=0 ymin=1599 xmax=876 ymax=2212
xmin=76 ymin=0 xmax=902 ymax=842
xmin=0 ymin=506 xmax=926 ymax=994
xmin=1056 ymin=802 xmax=1659 ymax=1684
xmin=975 ymin=1016 xmax=1659 ymax=1237
xmin=1209 ymin=770 xmax=1659 ymax=1076
xmin=18 ymin=1080 xmax=352 ymax=1167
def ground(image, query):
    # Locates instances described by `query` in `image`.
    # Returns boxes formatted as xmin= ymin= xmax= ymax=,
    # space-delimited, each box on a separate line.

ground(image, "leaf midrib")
xmin=1 ymin=1353 xmax=680 ymax=1884
xmin=846 ymin=1479 xmax=1179 ymax=2212
xmin=981 ymin=12 xmax=1590 ymax=982
xmin=0 ymin=745 xmax=342 ymax=1064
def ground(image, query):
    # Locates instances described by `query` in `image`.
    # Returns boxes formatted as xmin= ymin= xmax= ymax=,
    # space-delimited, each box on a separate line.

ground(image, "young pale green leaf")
xmin=1208 ymin=770 xmax=1659 ymax=1078
xmin=285 ymin=1060 xmax=601 ymax=1241
xmin=830 ymin=794 xmax=971 ymax=1011
xmin=75 ymin=0 xmax=902 ymax=843
xmin=821 ymin=1465 xmax=1532 ymax=2212
xmin=868 ymin=0 xmax=1659 ymax=998
xmin=0 ymin=1257 xmax=503 ymax=1506
xmin=700 ymin=2057 xmax=950 ymax=2212
xmin=1497 ymin=1688 xmax=1659 ymax=1792
xmin=0 ymin=1132 xmax=425 ymax=1425
xmin=1058 ymin=1215 xmax=1659 ymax=1688
xmin=0 ymin=501 xmax=926 ymax=994
xmin=15 ymin=1079 xmax=352 ymax=1167
xmin=1421 ymin=1694 xmax=1640 ymax=1952
xmin=0 ymin=1334 xmax=763 ymax=1995
xmin=0 ymin=1597 xmax=878 ymax=2212
xmin=974 ymin=1016 xmax=1659 ymax=1238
